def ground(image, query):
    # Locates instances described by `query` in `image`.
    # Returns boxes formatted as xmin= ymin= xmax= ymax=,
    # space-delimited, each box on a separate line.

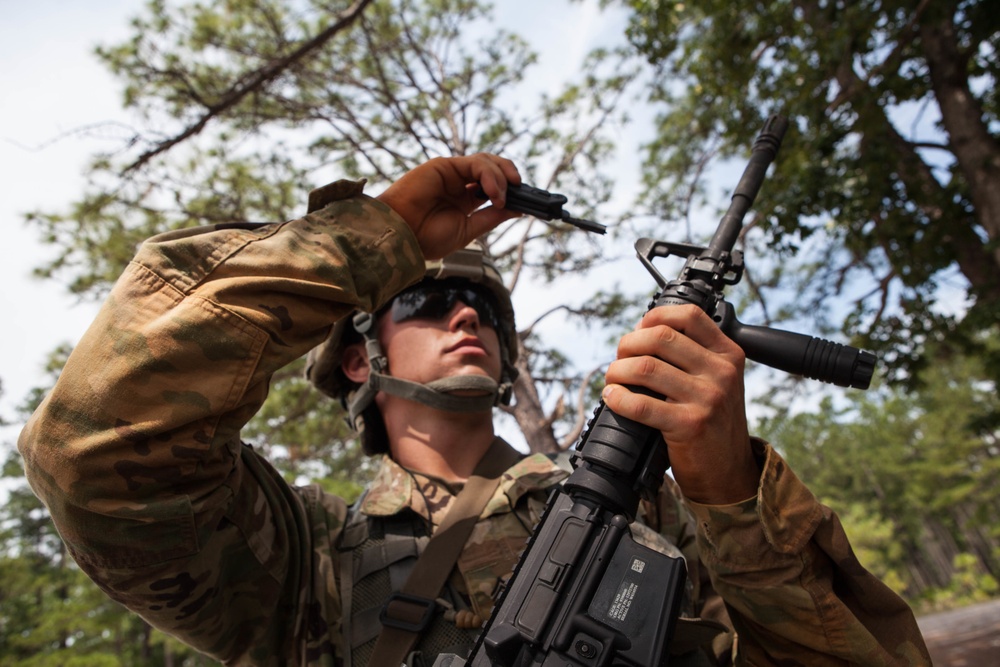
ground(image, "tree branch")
xmin=559 ymin=365 xmax=605 ymax=449
xmin=122 ymin=0 xmax=375 ymax=174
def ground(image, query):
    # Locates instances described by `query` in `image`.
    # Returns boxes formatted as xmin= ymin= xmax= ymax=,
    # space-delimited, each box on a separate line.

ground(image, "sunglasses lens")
xmin=391 ymin=288 xmax=452 ymax=322
xmin=388 ymin=282 xmax=501 ymax=331
xmin=462 ymin=289 xmax=501 ymax=331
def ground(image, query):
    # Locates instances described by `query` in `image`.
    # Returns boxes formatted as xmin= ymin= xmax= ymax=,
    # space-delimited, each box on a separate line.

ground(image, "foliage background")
xmin=2 ymin=0 xmax=998 ymax=664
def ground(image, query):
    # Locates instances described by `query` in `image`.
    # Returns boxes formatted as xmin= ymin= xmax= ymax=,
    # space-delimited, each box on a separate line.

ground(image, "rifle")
xmin=438 ymin=115 xmax=877 ymax=666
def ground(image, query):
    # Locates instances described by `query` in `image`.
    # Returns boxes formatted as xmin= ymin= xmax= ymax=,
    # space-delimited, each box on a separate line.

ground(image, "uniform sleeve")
xmin=17 ymin=187 xmax=426 ymax=664
xmin=643 ymin=476 xmax=736 ymax=663
xmin=685 ymin=441 xmax=931 ymax=666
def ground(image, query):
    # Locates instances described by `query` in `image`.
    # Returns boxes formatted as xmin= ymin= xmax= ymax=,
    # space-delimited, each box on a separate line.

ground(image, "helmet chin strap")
xmin=347 ymin=313 xmax=514 ymax=425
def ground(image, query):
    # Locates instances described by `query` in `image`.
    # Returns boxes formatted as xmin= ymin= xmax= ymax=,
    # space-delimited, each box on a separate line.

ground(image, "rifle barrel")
xmin=709 ymin=115 xmax=788 ymax=254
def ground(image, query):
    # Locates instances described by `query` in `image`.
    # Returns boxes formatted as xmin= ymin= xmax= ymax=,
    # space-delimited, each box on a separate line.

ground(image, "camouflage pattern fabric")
xmin=346 ymin=452 xmax=728 ymax=667
xmin=360 ymin=452 xmax=571 ymax=623
xmin=18 ymin=181 xmax=930 ymax=665
xmin=685 ymin=440 xmax=932 ymax=666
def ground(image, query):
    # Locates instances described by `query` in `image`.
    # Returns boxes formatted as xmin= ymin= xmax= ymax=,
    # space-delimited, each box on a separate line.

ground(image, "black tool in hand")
xmin=475 ymin=182 xmax=606 ymax=234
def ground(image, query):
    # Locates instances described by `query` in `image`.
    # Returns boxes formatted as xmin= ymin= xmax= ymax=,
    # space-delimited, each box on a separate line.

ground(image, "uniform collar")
xmin=359 ymin=447 xmax=569 ymax=520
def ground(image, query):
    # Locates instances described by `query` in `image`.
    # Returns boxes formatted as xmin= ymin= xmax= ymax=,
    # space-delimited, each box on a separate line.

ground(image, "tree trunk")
xmin=952 ymin=502 xmax=1000 ymax=579
xmin=924 ymin=517 xmax=961 ymax=588
xmin=509 ymin=340 xmax=560 ymax=454
xmin=920 ymin=11 xmax=1000 ymax=289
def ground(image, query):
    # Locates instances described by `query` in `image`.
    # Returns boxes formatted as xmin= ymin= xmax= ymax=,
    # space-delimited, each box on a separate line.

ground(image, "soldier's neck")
xmin=383 ymin=399 xmax=495 ymax=483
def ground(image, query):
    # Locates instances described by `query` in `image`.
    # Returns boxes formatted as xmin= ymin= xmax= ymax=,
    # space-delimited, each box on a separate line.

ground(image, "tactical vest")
xmin=337 ymin=501 xmax=493 ymax=667
xmin=334 ymin=460 xmax=726 ymax=667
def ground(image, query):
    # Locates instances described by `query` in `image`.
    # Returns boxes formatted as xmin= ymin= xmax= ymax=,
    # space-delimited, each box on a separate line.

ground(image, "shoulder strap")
xmin=368 ymin=437 xmax=520 ymax=666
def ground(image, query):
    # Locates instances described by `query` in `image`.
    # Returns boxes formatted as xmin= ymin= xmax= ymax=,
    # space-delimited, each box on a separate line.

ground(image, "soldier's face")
xmin=375 ymin=289 xmax=503 ymax=389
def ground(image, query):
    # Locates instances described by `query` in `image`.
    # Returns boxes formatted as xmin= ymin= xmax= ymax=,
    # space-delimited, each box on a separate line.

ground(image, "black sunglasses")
xmin=384 ymin=279 xmax=502 ymax=332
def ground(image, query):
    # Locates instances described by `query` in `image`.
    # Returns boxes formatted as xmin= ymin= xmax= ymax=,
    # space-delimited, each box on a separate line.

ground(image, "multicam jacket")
xmin=18 ymin=181 xmax=931 ymax=666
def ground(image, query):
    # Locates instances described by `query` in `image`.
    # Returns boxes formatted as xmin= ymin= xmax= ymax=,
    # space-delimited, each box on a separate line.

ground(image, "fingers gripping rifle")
xmin=437 ymin=116 xmax=877 ymax=667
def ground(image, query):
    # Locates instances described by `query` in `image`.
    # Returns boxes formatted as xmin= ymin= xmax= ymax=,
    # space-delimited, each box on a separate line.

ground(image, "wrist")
xmin=672 ymin=437 xmax=761 ymax=505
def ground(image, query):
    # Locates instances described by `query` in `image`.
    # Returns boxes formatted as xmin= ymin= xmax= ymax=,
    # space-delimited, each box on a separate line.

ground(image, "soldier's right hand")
xmin=376 ymin=153 xmax=522 ymax=260
xmin=602 ymin=304 xmax=760 ymax=505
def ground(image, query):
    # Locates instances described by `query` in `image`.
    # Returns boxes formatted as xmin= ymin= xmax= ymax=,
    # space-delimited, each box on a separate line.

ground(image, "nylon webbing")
xmin=368 ymin=437 xmax=521 ymax=666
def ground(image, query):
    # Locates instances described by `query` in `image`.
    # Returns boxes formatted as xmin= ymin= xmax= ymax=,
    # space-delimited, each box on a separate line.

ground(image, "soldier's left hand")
xmin=376 ymin=153 xmax=521 ymax=260
xmin=601 ymin=304 xmax=760 ymax=505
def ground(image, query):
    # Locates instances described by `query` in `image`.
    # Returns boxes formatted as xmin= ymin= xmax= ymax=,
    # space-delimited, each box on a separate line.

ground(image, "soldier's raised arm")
xmin=17 ymin=154 xmax=516 ymax=664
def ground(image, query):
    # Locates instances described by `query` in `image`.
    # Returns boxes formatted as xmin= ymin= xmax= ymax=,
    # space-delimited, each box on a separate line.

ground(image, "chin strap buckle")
xmin=353 ymin=311 xmax=388 ymax=373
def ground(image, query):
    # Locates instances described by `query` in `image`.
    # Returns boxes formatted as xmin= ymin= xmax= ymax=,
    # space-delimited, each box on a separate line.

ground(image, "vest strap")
xmin=367 ymin=437 xmax=521 ymax=665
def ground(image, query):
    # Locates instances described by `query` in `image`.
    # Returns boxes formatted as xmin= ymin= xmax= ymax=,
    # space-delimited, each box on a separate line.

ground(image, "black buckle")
xmin=379 ymin=592 xmax=437 ymax=633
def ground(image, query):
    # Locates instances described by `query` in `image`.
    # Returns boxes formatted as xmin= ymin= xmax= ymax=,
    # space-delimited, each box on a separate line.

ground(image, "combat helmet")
xmin=305 ymin=241 xmax=518 ymax=455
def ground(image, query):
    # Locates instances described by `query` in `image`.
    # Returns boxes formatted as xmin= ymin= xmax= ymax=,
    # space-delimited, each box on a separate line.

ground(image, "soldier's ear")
xmin=341 ymin=342 xmax=371 ymax=383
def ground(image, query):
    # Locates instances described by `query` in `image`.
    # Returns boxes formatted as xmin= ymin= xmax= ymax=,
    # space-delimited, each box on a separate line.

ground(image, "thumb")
xmin=462 ymin=205 xmax=520 ymax=243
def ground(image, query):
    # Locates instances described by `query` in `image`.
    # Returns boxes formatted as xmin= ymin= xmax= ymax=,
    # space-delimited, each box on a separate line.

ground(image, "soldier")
xmin=19 ymin=154 xmax=929 ymax=666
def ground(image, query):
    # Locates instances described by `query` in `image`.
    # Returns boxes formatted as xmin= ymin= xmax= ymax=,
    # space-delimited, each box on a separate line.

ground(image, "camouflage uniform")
xmin=18 ymin=182 xmax=930 ymax=666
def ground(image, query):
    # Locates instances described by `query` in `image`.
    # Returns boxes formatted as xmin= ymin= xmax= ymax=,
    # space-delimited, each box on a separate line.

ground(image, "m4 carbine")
xmin=439 ymin=116 xmax=877 ymax=666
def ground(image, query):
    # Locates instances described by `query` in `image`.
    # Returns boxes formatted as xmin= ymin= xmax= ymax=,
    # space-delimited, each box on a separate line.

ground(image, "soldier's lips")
xmin=445 ymin=337 xmax=487 ymax=355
